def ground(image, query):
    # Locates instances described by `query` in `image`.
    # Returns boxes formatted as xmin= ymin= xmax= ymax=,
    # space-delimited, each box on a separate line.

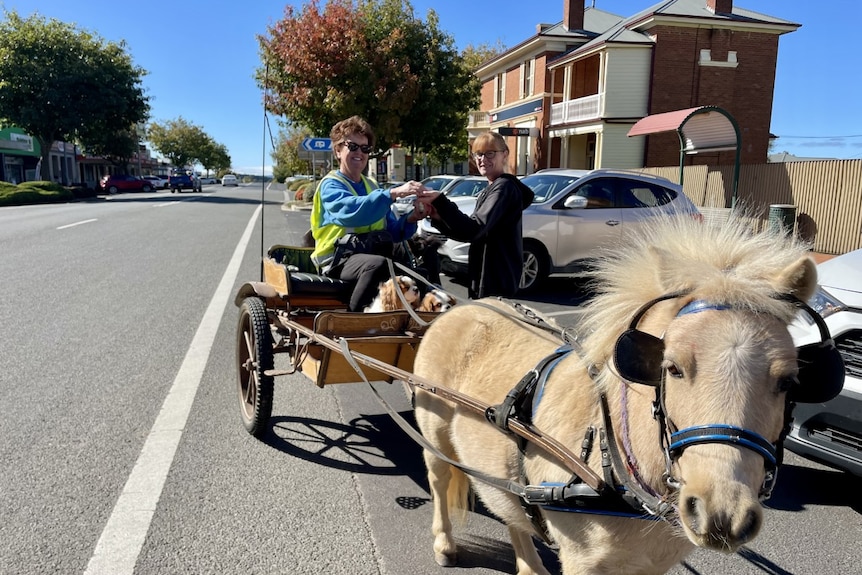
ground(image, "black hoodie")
xmin=431 ymin=173 xmax=534 ymax=299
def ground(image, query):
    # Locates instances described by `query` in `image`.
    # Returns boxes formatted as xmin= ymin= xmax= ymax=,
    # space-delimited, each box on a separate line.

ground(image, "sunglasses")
xmin=341 ymin=140 xmax=373 ymax=154
xmin=472 ymin=150 xmax=500 ymax=160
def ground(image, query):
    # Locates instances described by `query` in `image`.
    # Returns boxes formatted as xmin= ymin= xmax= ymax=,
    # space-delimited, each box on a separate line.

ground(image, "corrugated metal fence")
xmin=640 ymin=160 xmax=862 ymax=255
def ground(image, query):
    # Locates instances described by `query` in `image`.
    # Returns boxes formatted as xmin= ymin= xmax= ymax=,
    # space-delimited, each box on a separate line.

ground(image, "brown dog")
xmin=417 ymin=288 xmax=456 ymax=313
xmin=364 ymin=276 xmax=421 ymax=312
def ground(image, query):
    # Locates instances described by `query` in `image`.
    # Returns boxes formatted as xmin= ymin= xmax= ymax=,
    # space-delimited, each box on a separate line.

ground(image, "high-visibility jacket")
xmin=310 ymin=171 xmax=385 ymax=271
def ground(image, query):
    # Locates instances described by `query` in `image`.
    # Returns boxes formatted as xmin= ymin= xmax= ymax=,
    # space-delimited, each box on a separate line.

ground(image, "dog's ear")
xmin=380 ymin=280 xmax=398 ymax=311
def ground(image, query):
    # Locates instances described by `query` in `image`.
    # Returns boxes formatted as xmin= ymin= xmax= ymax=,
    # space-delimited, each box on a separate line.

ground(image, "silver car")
xmin=420 ymin=168 xmax=701 ymax=291
xmin=393 ymin=175 xmax=487 ymax=216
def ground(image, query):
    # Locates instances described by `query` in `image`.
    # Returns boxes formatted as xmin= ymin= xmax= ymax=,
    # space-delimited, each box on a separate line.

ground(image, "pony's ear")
xmin=772 ymin=256 xmax=818 ymax=302
xmin=650 ymin=246 xmax=698 ymax=293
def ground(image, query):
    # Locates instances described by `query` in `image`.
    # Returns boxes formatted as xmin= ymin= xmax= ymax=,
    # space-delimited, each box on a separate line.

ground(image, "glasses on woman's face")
xmin=472 ymin=150 xmax=500 ymax=161
xmin=341 ymin=140 xmax=373 ymax=154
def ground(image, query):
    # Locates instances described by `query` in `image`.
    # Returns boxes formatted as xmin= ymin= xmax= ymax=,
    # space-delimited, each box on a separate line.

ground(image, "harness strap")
xmin=485 ymin=345 xmax=574 ymax=434
xmin=337 ymin=338 xmax=529 ymax=497
xmin=599 ymin=393 xmax=675 ymax=518
xmin=467 ymin=298 xmax=579 ymax=345
xmin=335 ymin=338 xmax=654 ymax=522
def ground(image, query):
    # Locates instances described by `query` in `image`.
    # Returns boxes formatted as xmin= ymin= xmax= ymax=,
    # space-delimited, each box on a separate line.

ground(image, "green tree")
xmin=82 ymin=126 xmax=139 ymax=167
xmin=461 ymin=40 xmax=505 ymax=71
xmin=147 ymin=117 xmax=210 ymax=169
xmin=258 ymin=0 xmax=480 ymax=158
xmin=0 ymin=10 xmax=149 ymax=180
xmin=272 ymin=124 xmax=313 ymax=183
xmin=198 ymin=139 xmax=231 ymax=176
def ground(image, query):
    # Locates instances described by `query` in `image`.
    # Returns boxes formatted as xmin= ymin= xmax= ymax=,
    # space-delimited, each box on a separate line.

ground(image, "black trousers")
xmin=327 ymin=240 xmax=445 ymax=311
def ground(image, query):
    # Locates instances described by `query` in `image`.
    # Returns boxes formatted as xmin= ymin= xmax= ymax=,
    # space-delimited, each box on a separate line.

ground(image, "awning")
xmin=627 ymin=106 xmax=739 ymax=154
xmin=627 ymin=106 xmax=741 ymax=207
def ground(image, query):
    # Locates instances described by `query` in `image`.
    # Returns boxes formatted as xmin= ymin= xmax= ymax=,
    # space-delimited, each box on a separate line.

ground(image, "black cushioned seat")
xmin=268 ymin=245 xmax=352 ymax=300
xmin=288 ymin=271 xmax=352 ymax=299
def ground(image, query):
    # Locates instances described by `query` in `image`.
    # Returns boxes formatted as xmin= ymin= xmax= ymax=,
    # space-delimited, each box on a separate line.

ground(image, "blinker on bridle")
xmin=612 ymin=290 xmax=845 ymax=499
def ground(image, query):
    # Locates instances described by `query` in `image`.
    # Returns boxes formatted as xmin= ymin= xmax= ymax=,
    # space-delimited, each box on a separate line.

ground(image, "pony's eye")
xmin=666 ymin=364 xmax=684 ymax=379
xmin=777 ymin=375 xmax=798 ymax=394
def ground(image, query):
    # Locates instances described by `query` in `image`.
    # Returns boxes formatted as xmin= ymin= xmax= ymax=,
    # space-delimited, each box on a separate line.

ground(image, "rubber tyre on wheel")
xmin=519 ymin=240 xmax=549 ymax=293
xmin=236 ymin=297 xmax=274 ymax=438
xmin=108 ymin=185 xmax=119 ymax=194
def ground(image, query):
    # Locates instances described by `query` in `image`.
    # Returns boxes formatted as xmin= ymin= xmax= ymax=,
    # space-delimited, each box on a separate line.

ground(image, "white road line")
xmin=56 ymin=218 xmax=97 ymax=230
xmin=84 ymin=205 xmax=261 ymax=575
xmin=153 ymin=201 xmax=183 ymax=207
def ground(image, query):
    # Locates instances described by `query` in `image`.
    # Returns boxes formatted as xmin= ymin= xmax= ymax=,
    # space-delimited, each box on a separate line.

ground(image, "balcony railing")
xmin=468 ymin=110 xmax=490 ymax=128
xmin=550 ymin=93 xmax=602 ymax=125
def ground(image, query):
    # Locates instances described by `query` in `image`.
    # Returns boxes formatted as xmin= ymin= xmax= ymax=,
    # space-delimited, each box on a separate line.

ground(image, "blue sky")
xmin=3 ymin=0 xmax=860 ymax=175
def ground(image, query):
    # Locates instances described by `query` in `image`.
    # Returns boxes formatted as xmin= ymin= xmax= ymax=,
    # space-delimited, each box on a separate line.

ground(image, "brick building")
xmin=468 ymin=0 xmax=799 ymax=175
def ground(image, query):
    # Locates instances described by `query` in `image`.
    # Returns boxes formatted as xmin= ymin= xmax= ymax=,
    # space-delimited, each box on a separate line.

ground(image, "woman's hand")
xmin=406 ymin=199 xmax=437 ymax=222
xmin=389 ymin=180 xmax=427 ymax=201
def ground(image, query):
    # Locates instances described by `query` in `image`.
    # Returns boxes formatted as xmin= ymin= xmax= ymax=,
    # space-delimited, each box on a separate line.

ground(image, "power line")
xmin=777 ymin=134 xmax=862 ymax=139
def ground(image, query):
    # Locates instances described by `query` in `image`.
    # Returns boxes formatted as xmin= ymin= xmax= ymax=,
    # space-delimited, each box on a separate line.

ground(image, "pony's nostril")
xmin=735 ymin=508 xmax=762 ymax=544
xmin=684 ymin=496 xmax=704 ymax=533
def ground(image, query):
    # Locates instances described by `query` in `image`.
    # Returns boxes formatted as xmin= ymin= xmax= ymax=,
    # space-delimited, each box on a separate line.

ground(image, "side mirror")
xmin=563 ymin=195 xmax=589 ymax=209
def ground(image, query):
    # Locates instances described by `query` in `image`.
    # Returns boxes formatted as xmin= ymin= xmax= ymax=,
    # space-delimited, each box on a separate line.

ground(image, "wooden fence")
xmin=639 ymin=159 xmax=862 ymax=255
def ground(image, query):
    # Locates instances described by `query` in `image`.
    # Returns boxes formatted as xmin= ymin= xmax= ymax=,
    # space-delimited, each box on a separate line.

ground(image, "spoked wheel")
xmin=236 ymin=297 xmax=274 ymax=438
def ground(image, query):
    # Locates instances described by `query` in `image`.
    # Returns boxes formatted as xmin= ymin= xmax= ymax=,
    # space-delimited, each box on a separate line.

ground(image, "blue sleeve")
xmin=385 ymin=209 xmax=418 ymax=242
xmin=317 ymin=177 xmax=394 ymax=229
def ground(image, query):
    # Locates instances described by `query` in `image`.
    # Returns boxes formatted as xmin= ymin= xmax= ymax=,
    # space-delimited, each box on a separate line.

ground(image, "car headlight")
xmin=801 ymin=287 xmax=847 ymax=323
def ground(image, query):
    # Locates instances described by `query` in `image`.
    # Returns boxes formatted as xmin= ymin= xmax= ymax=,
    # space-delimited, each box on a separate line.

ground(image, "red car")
xmin=100 ymin=174 xmax=153 ymax=194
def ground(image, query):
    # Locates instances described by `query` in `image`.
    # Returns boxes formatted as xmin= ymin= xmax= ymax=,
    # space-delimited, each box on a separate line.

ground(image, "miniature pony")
xmin=413 ymin=215 xmax=823 ymax=574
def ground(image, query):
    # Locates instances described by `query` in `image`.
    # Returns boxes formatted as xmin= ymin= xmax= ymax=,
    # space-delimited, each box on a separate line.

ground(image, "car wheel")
xmin=142 ymin=185 xmax=152 ymax=192
xmin=519 ymin=240 xmax=549 ymax=293
xmin=108 ymin=185 xmax=118 ymax=194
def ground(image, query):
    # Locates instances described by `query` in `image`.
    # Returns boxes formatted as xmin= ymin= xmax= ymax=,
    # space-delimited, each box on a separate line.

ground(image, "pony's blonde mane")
xmin=579 ymin=214 xmax=815 ymax=371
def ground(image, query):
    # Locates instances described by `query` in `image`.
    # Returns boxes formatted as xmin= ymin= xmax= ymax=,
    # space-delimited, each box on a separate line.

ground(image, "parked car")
xmin=394 ymin=175 xmax=487 ymax=216
xmin=169 ymin=170 xmax=202 ymax=193
xmin=142 ymin=175 xmax=169 ymax=189
xmin=419 ymin=168 xmax=702 ymax=290
xmin=100 ymin=174 xmax=154 ymax=194
xmin=200 ymin=176 xmax=217 ymax=185
xmin=421 ymin=174 xmax=464 ymax=192
xmin=380 ymin=180 xmax=406 ymax=190
xmin=221 ymin=174 xmax=238 ymax=186
xmin=786 ymin=249 xmax=862 ymax=476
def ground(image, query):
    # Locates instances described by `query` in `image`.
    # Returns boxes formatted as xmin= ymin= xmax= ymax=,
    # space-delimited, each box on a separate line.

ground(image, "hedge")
xmin=0 ymin=181 xmax=77 ymax=207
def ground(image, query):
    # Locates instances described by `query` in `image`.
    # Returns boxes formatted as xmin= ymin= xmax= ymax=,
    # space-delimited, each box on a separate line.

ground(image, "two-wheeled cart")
xmin=233 ymin=244 xmax=440 ymax=438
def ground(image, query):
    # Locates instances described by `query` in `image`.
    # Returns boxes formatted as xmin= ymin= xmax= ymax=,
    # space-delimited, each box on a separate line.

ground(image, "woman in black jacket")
xmin=418 ymin=132 xmax=534 ymax=299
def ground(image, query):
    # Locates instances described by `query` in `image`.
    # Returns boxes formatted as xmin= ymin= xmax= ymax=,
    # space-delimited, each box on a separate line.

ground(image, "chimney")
xmin=707 ymin=0 xmax=733 ymax=14
xmin=563 ymin=0 xmax=585 ymax=32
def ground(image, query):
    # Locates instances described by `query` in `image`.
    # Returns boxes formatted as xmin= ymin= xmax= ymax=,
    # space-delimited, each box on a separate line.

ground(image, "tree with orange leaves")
xmin=257 ymin=0 xmax=479 ymax=159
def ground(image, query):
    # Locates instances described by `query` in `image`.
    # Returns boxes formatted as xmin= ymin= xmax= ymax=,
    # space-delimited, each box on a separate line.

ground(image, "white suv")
xmin=419 ymin=168 xmax=702 ymax=291
xmin=786 ymin=250 xmax=862 ymax=476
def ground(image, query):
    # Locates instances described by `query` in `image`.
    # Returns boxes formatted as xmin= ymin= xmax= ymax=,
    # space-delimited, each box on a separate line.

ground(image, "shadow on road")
xmin=440 ymin=273 xmax=596 ymax=308
xmin=765 ymin=462 xmax=862 ymax=513
xmin=265 ymin=410 xmax=430 ymax=488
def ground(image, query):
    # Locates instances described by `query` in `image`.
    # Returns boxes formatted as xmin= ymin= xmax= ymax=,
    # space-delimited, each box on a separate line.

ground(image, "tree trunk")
xmin=35 ymin=135 xmax=52 ymax=182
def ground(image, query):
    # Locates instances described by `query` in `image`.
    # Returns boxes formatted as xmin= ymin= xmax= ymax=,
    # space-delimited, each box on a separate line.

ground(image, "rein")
xmin=336 ymin=297 xmax=674 ymax=524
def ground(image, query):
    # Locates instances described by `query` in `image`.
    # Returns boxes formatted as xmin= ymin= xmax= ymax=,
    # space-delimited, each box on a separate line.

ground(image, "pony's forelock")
xmin=580 ymin=214 xmax=814 ymax=368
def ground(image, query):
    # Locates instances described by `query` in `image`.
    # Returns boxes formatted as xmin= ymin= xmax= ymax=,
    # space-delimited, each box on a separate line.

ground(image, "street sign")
xmin=301 ymin=137 xmax=333 ymax=152
xmin=497 ymin=127 xmax=538 ymax=137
